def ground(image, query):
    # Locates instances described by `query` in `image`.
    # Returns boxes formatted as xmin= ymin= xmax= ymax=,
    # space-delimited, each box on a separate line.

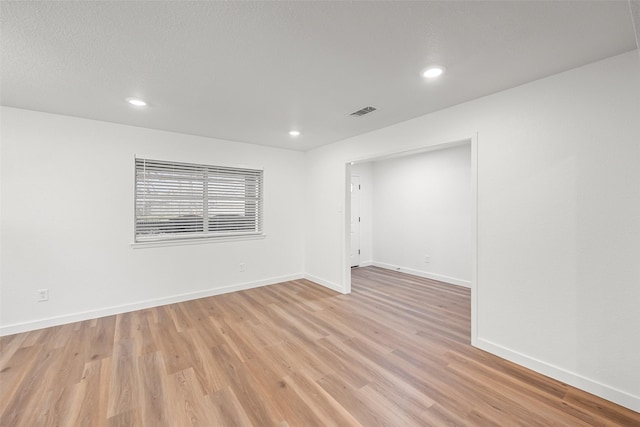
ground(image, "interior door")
xmin=350 ymin=175 xmax=361 ymax=267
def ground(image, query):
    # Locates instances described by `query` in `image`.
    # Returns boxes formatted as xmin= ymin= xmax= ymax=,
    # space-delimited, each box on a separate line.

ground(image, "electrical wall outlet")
xmin=239 ymin=263 xmax=245 ymax=272
xmin=37 ymin=289 xmax=49 ymax=302
xmin=424 ymin=255 xmax=430 ymax=263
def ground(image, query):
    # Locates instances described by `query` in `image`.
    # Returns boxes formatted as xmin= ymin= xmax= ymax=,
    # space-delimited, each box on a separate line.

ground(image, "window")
xmin=135 ymin=158 xmax=263 ymax=242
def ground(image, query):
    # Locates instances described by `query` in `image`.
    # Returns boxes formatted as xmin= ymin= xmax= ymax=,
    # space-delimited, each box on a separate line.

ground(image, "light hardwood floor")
xmin=1 ymin=266 xmax=638 ymax=426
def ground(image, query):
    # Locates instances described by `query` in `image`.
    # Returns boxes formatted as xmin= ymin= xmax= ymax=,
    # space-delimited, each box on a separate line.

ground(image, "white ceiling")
xmin=1 ymin=1 xmax=638 ymax=151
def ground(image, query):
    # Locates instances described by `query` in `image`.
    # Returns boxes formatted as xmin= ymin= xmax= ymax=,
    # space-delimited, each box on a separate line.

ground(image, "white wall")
xmin=0 ymin=107 xmax=305 ymax=334
xmin=304 ymin=50 xmax=640 ymax=411
xmin=371 ymin=145 xmax=471 ymax=286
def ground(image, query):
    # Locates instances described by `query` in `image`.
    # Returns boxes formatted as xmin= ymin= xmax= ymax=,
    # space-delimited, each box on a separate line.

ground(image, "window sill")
xmin=131 ymin=233 xmax=266 ymax=249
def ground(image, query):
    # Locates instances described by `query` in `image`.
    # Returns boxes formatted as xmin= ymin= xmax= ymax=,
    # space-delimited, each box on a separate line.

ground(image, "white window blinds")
xmin=135 ymin=158 xmax=263 ymax=242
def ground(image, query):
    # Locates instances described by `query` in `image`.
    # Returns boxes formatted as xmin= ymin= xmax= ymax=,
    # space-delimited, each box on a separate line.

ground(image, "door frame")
xmin=342 ymin=134 xmax=478 ymax=345
xmin=350 ymin=175 xmax=361 ymax=267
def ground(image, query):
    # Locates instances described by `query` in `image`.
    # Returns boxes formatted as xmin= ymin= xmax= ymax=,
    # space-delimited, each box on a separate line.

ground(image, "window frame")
xmin=133 ymin=157 xmax=264 ymax=246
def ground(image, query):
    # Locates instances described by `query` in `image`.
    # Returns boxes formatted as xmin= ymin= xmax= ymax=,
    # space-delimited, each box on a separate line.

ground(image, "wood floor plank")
xmin=1 ymin=347 xmax=61 ymax=426
xmin=1 ymin=266 xmax=638 ymax=426
xmin=317 ymin=373 xmax=399 ymax=427
xmin=138 ymin=351 xmax=175 ymax=426
xmin=284 ymin=370 xmax=364 ymax=427
xmin=167 ymin=367 xmax=218 ymax=426
xmin=107 ymin=339 xmax=140 ymax=418
xmin=209 ymin=343 xmax=284 ymax=426
xmin=71 ymin=357 xmax=111 ymax=427
xmin=320 ymin=335 xmax=435 ymax=419
xmin=106 ymin=408 xmax=142 ymax=427
xmin=180 ymin=328 xmax=227 ymax=395
xmin=243 ymin=360 xmax=322 ymax=427
xmin=34 ymin=384 xmax=81 ymax=427
xmin=205 ymin=386 xmax=256 ymax=427
xmin=0 ymin=344 xmax=41 ymax=414
xmin=0 ymin=332 xmax=27 ymax=368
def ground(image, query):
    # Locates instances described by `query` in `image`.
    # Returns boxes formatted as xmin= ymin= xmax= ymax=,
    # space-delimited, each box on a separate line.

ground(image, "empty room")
xmin=1 ymin=1 xmax=639 ymax=426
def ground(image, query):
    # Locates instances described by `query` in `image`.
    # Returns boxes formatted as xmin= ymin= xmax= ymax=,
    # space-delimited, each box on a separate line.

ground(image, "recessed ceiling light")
xmin=288 ymin=130 xmax=300 ymax=137
xmin=126 ymin=98 xmax=147 ymax=107
xmin=422 ymin=66 xmax=445 ymax=79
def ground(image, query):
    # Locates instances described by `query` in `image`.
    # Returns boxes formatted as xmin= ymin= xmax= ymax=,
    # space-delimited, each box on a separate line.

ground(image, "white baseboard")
xmin=476 ymin=337 xmax=640 ymax=413
xmin=303 ymin=274 xmax=346 ymax=294
xmin=354 ymin=260 xmax=373 ymax=267
xmin=0 ymin=273 xmax=304 ymax=336
xmin=372 ymin=261 xmax=471 ymax=288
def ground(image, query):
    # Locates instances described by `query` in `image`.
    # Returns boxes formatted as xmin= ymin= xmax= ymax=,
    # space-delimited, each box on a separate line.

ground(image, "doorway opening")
xmin=344 ymin=135 xmax=478 ymax=344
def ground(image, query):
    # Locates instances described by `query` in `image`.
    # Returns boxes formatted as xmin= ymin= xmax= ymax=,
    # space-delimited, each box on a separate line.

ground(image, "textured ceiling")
xmin=1 ymin=1 xmax=638 ymax=151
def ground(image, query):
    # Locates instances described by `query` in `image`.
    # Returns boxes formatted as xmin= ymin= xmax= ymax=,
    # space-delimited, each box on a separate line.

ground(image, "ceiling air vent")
xmin=350 ymin=106 xmax=377 ymax=117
